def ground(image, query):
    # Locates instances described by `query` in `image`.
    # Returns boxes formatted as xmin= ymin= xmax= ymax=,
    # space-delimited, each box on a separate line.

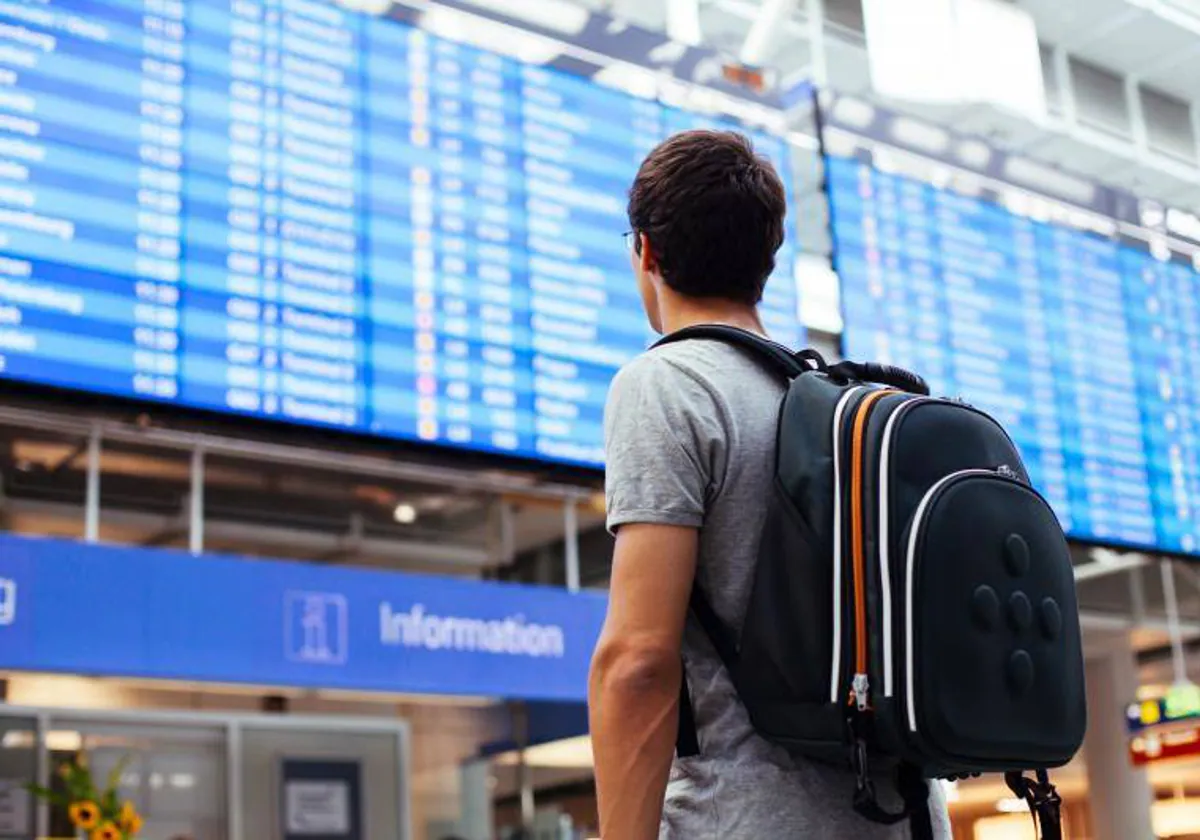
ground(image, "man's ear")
xmin=637 ymin=232 xmax=659 ymax=275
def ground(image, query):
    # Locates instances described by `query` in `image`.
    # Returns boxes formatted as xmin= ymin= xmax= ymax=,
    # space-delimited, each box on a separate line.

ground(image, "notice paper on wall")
xmin=280 ymin=759 xmax=362 ymax=840
xmin=285 ymin=781 xmax=351 ymax=835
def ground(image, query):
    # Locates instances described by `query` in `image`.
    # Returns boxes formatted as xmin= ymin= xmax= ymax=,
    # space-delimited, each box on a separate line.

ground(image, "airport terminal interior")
xmin=0 ymin=0 xmax=1199 ymax=838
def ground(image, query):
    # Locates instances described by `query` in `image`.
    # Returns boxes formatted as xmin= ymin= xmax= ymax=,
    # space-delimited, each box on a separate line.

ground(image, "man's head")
xmin=627 ymin=130 xmax=787 ymax=332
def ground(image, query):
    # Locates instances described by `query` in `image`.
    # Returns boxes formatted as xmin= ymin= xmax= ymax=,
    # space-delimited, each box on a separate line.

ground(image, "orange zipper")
xmin=848 ymin=388 xmax=893 ymax=710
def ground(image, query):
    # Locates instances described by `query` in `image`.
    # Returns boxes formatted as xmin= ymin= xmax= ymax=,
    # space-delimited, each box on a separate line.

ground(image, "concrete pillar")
xmin=459 ymin=758 xmax=494 ymax=840
xmin=1083 ymin=642 xmax=1156 ymax=840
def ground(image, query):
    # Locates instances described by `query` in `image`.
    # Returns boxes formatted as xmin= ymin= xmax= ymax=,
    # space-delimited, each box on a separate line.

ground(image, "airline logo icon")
xmin=284 ymin=591 xmax=347 ymax=665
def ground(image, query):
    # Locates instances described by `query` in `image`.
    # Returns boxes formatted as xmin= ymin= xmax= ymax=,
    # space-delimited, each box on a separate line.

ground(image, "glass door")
xmin=51 ymin=719 xmax=227 ymax=840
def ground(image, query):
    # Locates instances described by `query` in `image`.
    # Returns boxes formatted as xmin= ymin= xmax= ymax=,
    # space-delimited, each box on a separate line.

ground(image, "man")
xmin=588 ymin=131 xmax=950 ymax=838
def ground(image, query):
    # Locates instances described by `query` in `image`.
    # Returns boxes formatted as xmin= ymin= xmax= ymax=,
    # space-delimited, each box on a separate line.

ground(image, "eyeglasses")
xmin=622 ymin=230 xmax=640 ymax=254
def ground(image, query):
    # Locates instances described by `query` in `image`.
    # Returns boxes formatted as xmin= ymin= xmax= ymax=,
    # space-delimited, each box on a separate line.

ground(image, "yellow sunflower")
xmin=68 ymin=801 xmax=101 ymax=830
xmin=118 ymin=801 xmax=144 ymax=835
xmin=91 ymin=821 xmax=122 ymax=840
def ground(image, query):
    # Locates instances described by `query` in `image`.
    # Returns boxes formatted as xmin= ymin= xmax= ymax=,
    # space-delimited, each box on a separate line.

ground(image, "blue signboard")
xmin=0 ymin=0 xmax=802 ymax=469
xmin=0 ymin=533 xmax=606 ymax=701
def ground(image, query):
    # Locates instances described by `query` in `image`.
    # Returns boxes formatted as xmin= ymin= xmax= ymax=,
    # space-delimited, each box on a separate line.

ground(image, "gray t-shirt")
xmin=604 ymin=338 xmax=951 ymax=839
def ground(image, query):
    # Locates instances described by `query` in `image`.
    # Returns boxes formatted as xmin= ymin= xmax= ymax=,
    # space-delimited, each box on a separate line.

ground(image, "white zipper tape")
xmin=877 ymin=397 xmax=931 ymax=698
xmin=904 ymin=468 xmax=997 ymax=733
xmin=829 ymin=386 xmax=864 ymax=705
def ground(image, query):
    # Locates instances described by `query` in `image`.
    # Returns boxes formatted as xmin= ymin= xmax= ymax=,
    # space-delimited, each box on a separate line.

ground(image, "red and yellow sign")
xmin=1130 ymin=724 xmax=1200 ymax=766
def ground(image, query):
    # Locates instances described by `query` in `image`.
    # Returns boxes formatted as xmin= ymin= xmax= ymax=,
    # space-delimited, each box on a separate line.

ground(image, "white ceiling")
xmin=554 ymin=0 xmax=1200 ymax=211
xmin=1018 ymin=0 xmax=1200 ymax=104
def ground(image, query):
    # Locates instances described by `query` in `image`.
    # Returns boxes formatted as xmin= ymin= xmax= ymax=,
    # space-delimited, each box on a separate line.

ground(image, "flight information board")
xmin=828 ymin=152 xmax=1200 ymax=556
xmin=0 ymin=0 xmax=802 ymax=468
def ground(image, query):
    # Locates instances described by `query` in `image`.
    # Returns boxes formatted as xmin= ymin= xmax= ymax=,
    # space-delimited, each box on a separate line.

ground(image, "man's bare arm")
xmin=588 ymin=523 xmax=698 ymax=840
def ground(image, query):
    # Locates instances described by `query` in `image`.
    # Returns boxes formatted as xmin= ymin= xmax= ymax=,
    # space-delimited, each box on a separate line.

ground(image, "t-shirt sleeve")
xmin=604 ymin=353 xmax=727 ymax=533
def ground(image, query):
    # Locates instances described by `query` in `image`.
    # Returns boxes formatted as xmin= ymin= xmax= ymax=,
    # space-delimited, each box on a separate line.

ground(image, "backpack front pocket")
xmin=899 ymin=470 xmax=1086 ymax=772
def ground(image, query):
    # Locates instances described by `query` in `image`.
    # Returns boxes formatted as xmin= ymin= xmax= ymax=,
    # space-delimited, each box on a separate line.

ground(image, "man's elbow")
xmin=590 ymin=638 xmax=681 ymax=699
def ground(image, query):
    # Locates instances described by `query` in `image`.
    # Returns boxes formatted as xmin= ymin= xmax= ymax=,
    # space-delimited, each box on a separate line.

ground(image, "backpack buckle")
xmin=850 ymin=738 xmax=921 ymax=829
xmin=1005 ymin=770 xmax=1065 ymax=840
xmin=1031 ymin=781 xmax=1061 ymax=810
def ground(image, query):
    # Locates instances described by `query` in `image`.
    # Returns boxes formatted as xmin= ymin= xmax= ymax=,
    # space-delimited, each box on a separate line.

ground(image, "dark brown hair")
xmin=627 ymin=130 xmax=787 ymax=305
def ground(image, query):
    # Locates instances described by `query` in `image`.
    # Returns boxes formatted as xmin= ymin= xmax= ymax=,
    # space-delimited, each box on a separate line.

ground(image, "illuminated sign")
xmin=1130 ymin=725 xmax=1200 ymax=766
xmin=1127 ymin=685 xmax=1200 ymax=733
xmin=1166 ymin=684 xmax=1200 ymax=720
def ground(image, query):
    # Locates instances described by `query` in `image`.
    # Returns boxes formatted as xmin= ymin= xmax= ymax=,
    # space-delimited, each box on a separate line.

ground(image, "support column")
xmin=1083 ymin=640 xmax=1156 ymax=840
xmin=511 ymin=702 xmax=535 ymax=831
xmin=83 ymin=426 xmax=101 ymax=543
xmin=459 ymin=758 xmax=494 ymax=840
xmin=806 ymin=0 xmax=827 ymax=88
xmin=189 ymin=446 xmax=205 ymax=555
xmin=563 ymin=499 xmax=580 ymax=593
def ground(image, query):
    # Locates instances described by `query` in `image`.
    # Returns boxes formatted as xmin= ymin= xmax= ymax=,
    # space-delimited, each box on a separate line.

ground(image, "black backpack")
xmin=657 ymin=326 xmax=1086 ymax=840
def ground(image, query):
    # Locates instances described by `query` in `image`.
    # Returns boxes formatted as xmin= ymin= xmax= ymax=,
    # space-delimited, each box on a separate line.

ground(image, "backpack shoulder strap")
xmin=675 ymin=585 xmax=738 ymax=759
xmin=658 ymin=324 xmax=825 ymax=759
xmin=655 ymin=324 xmax=931 ymax=395
xmin=652 ymin=324 xmax=824 ymax=381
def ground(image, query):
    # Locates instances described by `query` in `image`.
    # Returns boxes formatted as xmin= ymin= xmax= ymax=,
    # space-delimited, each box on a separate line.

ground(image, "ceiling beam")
xmin=1062 ymin=5 xmax=1146 ymax=52
xmin=3 ymin=498 xmax=492 ymax=569
xmin=1133 ymin=0 xmax=1200 ymax=36
xmin=1075 ymin=551 xmax=1151 ymax=582
xmin=664 ymin=0 xmax=702 ymax=45
xmin=1131 ymin=37 xmax=1200 ymax=79
xmin=0 ymin=404 xmax=595 ymax=502
xmin=740 ymin=0 xmax=798 ymax=65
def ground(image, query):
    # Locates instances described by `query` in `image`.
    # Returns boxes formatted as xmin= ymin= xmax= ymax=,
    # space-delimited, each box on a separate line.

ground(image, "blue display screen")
xmin=828 ymin=154 xmax=1200 ymax=556
xmin=0 ymin=0 xmax=802 ymax=468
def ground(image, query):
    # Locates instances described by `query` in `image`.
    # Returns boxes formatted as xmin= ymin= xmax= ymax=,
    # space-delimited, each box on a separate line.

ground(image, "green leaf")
xmin=105 ymin=755 xmax=131 ymax=796
xmin=24 ymin=783 xmax=68 ymax=807
xmin=65 ymin=770 xmax=90 ymax=801
xmin=102 ymin=787 xmax=119 ymax=818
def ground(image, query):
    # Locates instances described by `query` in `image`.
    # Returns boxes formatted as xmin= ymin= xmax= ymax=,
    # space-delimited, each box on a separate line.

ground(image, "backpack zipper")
xmin=848 ymin=388 xmax=894 ymax=711
xmin=829 ymin=386 xmax=864 ymax=704
xmin=876 ymin=396 xmax=932 ymax=698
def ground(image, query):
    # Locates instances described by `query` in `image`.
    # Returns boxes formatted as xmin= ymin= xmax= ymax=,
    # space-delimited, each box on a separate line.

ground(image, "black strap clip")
xmin=849 ymin=739 xmax=909 ymax=827
xmin=1005 ymin=769 xmax=1064 ymax=840
xmin=849 ymin=728 xmax=933 ymax=840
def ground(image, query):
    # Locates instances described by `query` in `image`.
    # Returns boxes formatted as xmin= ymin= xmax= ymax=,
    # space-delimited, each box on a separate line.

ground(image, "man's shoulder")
xmin=618 ymin=342 xmax=784 ymax=414
xmin=614 ymin=340 xmax=764 ymax=393
xmin=613 ymin=344 xmax=696 ymax=388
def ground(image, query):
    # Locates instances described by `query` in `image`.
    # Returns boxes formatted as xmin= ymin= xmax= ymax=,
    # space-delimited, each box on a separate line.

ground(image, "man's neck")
xmin=659 ymin=297 xmax=766 ymax=337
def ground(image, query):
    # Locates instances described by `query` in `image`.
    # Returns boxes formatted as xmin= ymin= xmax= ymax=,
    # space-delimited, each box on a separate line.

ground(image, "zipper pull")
xmin=851 ymin=673 xmax=871 ymax=711
xmin=996 ymin=464 xmax=1018 ymax=479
